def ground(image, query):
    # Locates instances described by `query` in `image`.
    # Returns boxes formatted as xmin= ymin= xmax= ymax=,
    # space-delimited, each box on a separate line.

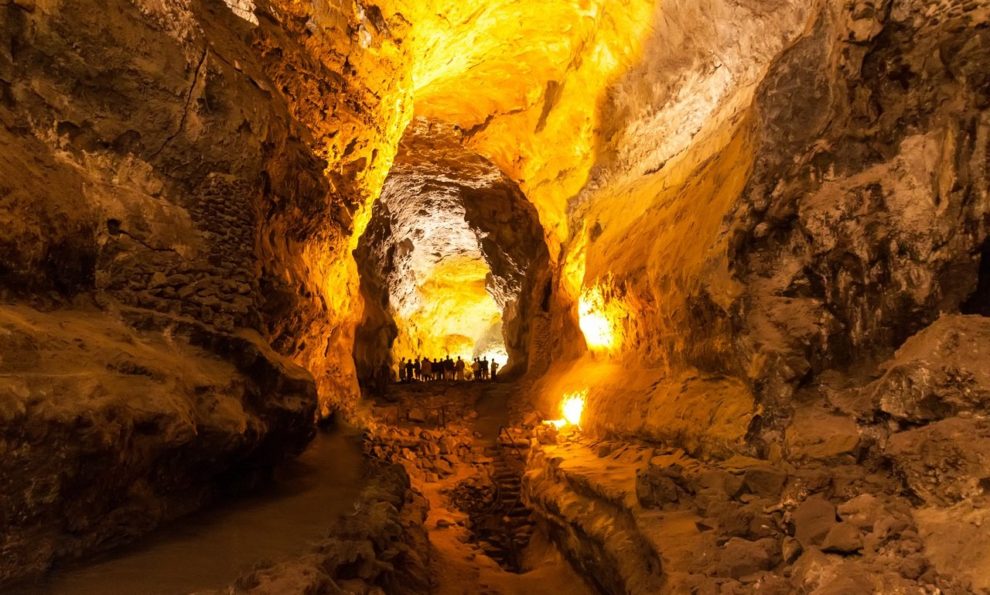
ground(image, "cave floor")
xmin=363 ymin=380 xmax=595 ymax=595
xmin=10 ymin=427 xmax=367 ymax=595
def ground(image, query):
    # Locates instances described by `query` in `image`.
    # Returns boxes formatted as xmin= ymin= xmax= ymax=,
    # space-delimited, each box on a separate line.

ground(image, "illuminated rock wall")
xmin=0 ymin=0 xmax=412 ymax=580
xmin=2 ymin=0 xmax=989 ymax=584
xmin=533 ymin=0 xmax=990 ymax=458
xmin=533 ymin=0 xmax=813 ymax=454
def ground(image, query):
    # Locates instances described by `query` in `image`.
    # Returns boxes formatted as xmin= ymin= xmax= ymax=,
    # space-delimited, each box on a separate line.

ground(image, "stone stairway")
xmin=474 ymin=441 xmax=536 ymax=572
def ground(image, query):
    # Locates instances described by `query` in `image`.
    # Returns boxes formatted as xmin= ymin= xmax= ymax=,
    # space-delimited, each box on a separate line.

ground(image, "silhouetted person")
xmin=480 ymin=357 xmax=489 ymax=380
xmin=472 ymin=358 xmax=481 ymax=381
xmin=404 ymin=359 xmax=414 ymax=383
xmin=398 ymin=358 xmax=406 ymax=383
xmin=455 ymin=356 xmax=465 ymax=380
xmin=433 ymin=358 xmax=441 ymax=381
xmin=413 ymin=358 xmax=421 ymax=381
xmin=422 ymin=358 xmax=433 ymax=381
xmin=491 ymin=361 xmax=499 ymax=381
xmin=444 ymin=355 xmax=454 ymax=380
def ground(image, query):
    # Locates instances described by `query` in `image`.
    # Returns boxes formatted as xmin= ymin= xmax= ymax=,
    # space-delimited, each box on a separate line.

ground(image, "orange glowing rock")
xmin=578 ymin=281 xmax=627 ymax=354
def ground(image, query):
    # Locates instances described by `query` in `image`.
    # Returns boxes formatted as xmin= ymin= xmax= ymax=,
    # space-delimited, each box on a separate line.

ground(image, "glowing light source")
xmin=561 ymin=391 xmax=586 ymax=427
xmin=545 ymin=390 xmax=587 ymax=429
xmin=578 ymin=282 xmax=626 ymax=353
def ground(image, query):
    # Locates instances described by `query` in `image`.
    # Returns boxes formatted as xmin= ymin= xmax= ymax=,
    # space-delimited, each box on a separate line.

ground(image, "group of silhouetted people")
xmin=397 ymin=355 xmax=499 ymax=383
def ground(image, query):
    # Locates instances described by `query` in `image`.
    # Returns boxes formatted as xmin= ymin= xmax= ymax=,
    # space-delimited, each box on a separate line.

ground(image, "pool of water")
xmin=9 ymin=426 xmax=367 ymax=595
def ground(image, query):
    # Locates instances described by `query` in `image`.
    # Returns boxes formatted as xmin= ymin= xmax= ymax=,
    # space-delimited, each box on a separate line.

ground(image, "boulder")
xmin=915 ymin=502 xmax=990 ymax=592
xmin=792 ymin=495 xmax=836 ymax=548
xmin=870 ymin=315 xmax=990 ymax=423
xmin=785 ymin=408 xmax=860 ymax=461
xmin=836 ymin=493 xmax=884 ymax=531
xmin=636 ymin=467 xmax=682 ymax=508
xmin=636 ymin=454 xmax=702 ymax=508
xmin=710 ymin=537 xmax=776 ymax=579
xmin=821 ymin=523 xmax=862 ymax=554
xmin=743 ymin=467 xmax=788 ymax=500
xmin=790 ymin=549 xmax=874 ymax=595
xmin=886 ymin=417 xmax=990 ymax=505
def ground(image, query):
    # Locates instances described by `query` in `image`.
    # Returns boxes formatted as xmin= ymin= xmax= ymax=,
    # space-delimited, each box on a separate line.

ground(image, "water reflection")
xmin=10 ymin=427 xmax=366 ymax=595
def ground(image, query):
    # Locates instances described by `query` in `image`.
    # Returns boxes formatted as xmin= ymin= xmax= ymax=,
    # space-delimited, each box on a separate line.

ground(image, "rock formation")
xmin=1 ymin=0 xmax=989 ymax=591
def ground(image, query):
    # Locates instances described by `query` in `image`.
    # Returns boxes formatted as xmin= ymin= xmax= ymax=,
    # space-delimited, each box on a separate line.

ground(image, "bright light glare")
xmin=561 ymin=392 xmax=586 ymax=426
xmin=578 ymin=284 xmax=624 ymax=353
xmin=545 ymin=390 xmax=587 ymax=429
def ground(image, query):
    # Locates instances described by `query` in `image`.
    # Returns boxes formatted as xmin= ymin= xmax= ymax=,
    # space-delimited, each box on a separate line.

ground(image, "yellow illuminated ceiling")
xmin=380 ymin=0 xmax=657 ymax=247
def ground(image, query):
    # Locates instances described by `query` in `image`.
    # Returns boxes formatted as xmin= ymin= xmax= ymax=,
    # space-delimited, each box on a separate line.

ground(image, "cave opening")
xmin=353 ymin=118 xmax=551 ymax=392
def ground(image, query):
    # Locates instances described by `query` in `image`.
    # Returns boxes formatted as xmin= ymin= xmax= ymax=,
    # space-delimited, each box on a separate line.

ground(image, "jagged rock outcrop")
xmin=0 ymin=305 xmax=316 ymax=584
xmin=871 ymin=315 xmax=990 ymax=423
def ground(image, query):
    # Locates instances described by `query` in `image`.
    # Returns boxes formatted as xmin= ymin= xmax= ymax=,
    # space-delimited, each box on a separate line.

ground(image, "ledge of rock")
xmin=522 ymin=430 xmax=968 ymax=594
xmin=0 ymin=305 xmax=317 ymax=585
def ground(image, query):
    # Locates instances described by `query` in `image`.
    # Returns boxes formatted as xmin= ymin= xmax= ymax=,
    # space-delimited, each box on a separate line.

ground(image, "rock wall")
xmin=534 ymin=0 xmax=990 ymax=457
xmin=0 ymin=306 xmax=317 ymax=585
xmin=522 ymin=1 xmax=990 ymax=591
xmin=0 ymin=0 xmax=411 ymax=583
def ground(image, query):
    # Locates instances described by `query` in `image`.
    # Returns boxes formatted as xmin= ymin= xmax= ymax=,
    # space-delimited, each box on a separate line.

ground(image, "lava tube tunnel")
xmin=1 ymin=0 xmax=990 ymax=593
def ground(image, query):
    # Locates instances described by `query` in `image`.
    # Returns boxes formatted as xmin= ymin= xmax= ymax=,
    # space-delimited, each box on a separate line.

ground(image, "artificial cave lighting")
xmin=391 ymin=253 xmax=505 ymax=362
xmin=477 ymin=346 xmax=509 ymax=368
xmin=561 ymin=391 xmax=586 ymax=427
xmin=577 ymin=282 xmax=626 ymax=354
xmin=545 ymin=390 xmax=588 ymax=429
xmin=353 ymin=120 xmax=543 ymax=371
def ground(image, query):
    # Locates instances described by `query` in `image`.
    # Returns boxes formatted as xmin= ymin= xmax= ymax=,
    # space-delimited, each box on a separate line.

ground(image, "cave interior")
xmin=2 ymin=0 xmax=990 ymax=593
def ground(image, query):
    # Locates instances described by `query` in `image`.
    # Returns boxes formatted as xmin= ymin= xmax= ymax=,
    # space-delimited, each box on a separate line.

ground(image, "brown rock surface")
xmin=886 ymin=417 xmax=990 ymax=506
xmin=0 ymin=305 xmax=315 ymax=583
xmin=871 ymin=315 xmax=990 ymax=422
xmin=821 ymin=523 xmax=863 ymax=554
xmin=793 ymin=495 xmax=837 ymax=549
xmin=1 ymin=0 xmax=989 ymax=591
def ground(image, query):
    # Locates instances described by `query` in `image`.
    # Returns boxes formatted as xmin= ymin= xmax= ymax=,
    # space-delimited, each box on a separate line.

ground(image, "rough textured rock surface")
xmin=871 ymin=315 xmax=990 ymax=422
xmin=3 ymin=0 xmax=990 ymax=591
xmin=534 ymin=0 xmax=990 ymax=452
xmin=0 ymin=305 xmax=316 ymax=584
xmin=0 ymin=0 xmax=406 ymax=583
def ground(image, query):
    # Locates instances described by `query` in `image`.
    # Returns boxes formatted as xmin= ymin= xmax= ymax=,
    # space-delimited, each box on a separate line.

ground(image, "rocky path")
xmin=364 ymin=381 xmax=594 ymax=595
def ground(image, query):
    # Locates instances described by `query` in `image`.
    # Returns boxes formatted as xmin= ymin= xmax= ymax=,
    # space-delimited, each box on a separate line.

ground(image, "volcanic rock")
xmin=793 ymin=495 xmax=837 ymax=549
